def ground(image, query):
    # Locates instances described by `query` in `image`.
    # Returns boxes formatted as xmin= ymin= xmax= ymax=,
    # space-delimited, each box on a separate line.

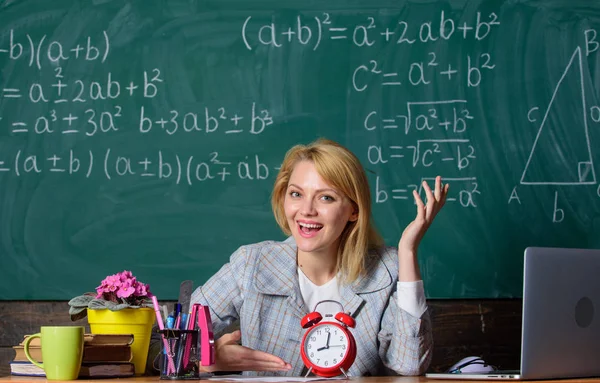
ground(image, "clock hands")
xmin=317 ymin=331 xmax=331 ymax=351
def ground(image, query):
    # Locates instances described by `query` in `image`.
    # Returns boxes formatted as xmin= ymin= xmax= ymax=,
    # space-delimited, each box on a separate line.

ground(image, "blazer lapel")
xmin=253 ymin=239 xmax=306 ymax=319
xmin=339 ymin=284 xmax=365 ymax=317
xmin=342 ymin=250 xmax=394 ymax=317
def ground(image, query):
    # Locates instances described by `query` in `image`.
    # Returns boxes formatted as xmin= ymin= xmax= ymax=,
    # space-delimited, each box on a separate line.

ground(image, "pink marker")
xmin=152 ymin=295 xmax=176 ymax=374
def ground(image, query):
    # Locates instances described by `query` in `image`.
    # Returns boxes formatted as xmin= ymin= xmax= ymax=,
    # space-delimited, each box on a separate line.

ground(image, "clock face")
xmin=303 ymin=322 xmax=350 ymax=369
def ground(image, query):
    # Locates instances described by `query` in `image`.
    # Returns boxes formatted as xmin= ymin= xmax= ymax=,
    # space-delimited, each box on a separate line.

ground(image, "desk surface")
xmin=2 ymin=377 xmax=600 ymax=383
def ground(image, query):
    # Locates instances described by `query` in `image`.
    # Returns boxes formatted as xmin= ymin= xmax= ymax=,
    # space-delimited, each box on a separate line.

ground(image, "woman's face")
xmin=284 ymin=160 xmax=357 ymax=258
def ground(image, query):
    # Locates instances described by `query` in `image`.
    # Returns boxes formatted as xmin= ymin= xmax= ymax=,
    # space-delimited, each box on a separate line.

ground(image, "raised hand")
xmin=399 ymin=176 xmax=448 ymax=254
xmin=203 ymin=330 xmax=292 ymax=373
xmin=397 ymin=176 xmax=448 ymax=281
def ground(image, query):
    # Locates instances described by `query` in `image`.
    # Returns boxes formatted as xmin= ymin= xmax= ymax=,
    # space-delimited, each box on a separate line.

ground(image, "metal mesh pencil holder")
xmin=159 ymin=329 xmax=200 ymax=380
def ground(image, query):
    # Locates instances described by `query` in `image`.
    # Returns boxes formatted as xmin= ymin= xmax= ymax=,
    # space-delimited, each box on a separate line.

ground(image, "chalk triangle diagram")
xmin=521 ymin=47 xmax=596 ymax=185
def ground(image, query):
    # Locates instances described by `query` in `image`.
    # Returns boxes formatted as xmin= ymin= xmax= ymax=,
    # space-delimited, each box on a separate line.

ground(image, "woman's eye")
xmin=321 ymin=195 xmax=334 ymax=202
xmin=290 ymin=191 xmax=300 ymax=198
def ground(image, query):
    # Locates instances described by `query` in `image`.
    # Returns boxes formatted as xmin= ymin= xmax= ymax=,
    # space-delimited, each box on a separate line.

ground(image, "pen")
xmin=181 ymin=304 xmax=199 ymax=370
xmin=174 ymin=303 xmax=182 ymax=329
xmin=167 ymin=314 xmax=181 ymax=374
xmin=162 ymin=305 xmax=169 ymax=324
xmin=179 ymin=313 xmax=188 ymax=330
xmin=152 ymin=296 xmax=176 ymax=375
xmin=152 ymin=296 xmax=166 ymax=330
xmin=166 ymin=315 xmax=175 ymax=330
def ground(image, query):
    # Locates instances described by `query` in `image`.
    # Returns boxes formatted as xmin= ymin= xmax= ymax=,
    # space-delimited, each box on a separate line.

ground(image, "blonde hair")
xmin=271 ymin=138 xmax=383 ymax=284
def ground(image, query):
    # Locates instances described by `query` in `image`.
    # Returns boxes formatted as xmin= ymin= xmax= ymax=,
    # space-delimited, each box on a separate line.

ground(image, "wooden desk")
xmin=2 ymin=377 xmax=600 ymax=383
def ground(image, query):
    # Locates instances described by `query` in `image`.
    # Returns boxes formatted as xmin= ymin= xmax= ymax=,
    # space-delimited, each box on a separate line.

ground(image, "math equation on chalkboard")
xmin=0 ymin=3 xmax=599 ymax=223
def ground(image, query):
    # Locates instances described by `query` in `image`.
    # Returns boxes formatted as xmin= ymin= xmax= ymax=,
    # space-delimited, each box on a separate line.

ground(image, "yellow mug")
xmin=24 ymin=326 xmax=85 ymax=380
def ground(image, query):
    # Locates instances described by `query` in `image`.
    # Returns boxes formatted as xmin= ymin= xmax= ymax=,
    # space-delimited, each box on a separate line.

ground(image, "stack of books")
xmin=11 ymin=333 xmax=136 ymax=378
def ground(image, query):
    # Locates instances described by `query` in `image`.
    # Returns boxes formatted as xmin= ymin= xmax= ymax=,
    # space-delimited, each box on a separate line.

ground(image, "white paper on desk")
xmin=209 ymin=375 xmax=348 ymax=382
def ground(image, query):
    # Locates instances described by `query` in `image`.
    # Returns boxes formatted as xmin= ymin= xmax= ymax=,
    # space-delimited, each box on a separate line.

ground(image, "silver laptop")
xmin=427 ymin=247 xmax=600 ymax=380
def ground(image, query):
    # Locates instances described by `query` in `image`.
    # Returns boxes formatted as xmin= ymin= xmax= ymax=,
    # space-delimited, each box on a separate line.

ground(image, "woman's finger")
xmin=422 ymin=180 xmax=435 ymax=220
xmin=434 ymin=176 xmax=442 ymax=202
xmin=246 ymin=349 xmax=289 ymax=364
xmin=440 ymin=183 xmax=449 ymax=206
xmin=243 ymin=364 xmax=292 ymax=372
xmin=240 ymin=359 xmax=289 ymax=370
xmin=217 ymin=330 xmax=241 ymax=345
xmin=225 ymin=346 xmax=291 ymax=371
xmin=231 ymin=359 xmax=291 ymax=372
xmin=413 ymin=189 xmax=425 ymax=221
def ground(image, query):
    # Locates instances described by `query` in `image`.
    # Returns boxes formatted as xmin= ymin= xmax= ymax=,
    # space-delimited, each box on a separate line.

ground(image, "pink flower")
xmin=135 ymin=283 xmax=151 ymax=297
xmin=94 ymin=270 xmax=151 ymax=305
xmin=106 ymin=275 xmax=121 ymax=288
xmin=119 ymin=271 xmax=134 ymax=281
xmin=117 ymin=285 xmax=135 ymax=298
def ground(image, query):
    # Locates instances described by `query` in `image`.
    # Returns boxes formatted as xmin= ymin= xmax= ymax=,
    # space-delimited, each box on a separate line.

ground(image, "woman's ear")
xmin=349 ymin=209 xmax=359 ymax=222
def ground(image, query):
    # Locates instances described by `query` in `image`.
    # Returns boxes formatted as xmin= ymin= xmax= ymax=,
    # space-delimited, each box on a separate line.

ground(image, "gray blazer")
xmin=191 ymin=237 xmax=432 ymax=376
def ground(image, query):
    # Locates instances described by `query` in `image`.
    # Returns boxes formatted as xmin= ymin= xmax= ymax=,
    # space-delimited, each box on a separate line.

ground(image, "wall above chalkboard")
xmin=0 ymin=0 xmax=599 ymax=300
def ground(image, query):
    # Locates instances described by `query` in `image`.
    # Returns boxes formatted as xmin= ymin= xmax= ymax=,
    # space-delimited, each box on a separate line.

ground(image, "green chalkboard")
xmin=1 ymin=0 xmax=599 ymax=300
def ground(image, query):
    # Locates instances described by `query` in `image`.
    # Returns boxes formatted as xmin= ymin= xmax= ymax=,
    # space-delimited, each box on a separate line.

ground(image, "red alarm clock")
xmin=300 ymin=300 xmax=356 ymax=378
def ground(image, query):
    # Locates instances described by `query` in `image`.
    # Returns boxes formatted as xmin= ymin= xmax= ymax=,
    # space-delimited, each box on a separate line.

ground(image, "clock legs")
xmin=340 ymin=367 xmax=350 ymax=378
xmin=304 ymin=367 xmax=313 ymax=378
xmin=305 ymin=366 xmax=349 ymax=379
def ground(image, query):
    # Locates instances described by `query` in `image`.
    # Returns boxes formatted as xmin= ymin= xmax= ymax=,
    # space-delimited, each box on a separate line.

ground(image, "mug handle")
xmin=23 ymin=333 xmax=44 ymax=369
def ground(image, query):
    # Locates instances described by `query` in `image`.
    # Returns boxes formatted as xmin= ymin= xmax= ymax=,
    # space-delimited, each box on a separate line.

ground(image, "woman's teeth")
xmin=299 ymin=222 xmax=323 ymax=233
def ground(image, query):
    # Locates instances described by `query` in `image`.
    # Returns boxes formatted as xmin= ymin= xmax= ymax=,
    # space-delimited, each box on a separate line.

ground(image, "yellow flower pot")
xmin=87 ymin=307 xmax=155 ymax=375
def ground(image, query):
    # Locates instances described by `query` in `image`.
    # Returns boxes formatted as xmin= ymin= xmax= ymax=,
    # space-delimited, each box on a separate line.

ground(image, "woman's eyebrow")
xmin=288 ymin=183 xmax=340 ymax=196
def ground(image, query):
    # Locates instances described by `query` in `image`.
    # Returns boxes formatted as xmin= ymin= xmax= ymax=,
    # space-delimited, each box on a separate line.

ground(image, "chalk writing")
xmin=0 ymin=30 xmax=109 ymax=70
xmin=241 ymin=11 xmax=500 ymax=51
xmin=0 ymin=149 xmax=279 ymax=186
xmin=0 ymin=9 xmax=598 ymax=222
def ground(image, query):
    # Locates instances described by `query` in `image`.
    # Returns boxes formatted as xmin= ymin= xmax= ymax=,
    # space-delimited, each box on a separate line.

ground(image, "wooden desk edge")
xmin=2 ymin=377 xmax=600 ymax=383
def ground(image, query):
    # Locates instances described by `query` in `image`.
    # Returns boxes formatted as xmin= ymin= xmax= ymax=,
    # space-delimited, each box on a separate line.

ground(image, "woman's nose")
xmin=300 ymin=198 xmax=316 ymax=216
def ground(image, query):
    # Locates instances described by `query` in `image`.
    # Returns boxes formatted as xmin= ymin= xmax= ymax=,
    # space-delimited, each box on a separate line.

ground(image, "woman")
xmin=191 ymin=138 xmax=448 ymax=376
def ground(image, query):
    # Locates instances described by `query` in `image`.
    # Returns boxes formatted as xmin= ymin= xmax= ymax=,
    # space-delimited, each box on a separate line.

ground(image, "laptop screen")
xmin=520 ymin=247 xmax=600 ymax=379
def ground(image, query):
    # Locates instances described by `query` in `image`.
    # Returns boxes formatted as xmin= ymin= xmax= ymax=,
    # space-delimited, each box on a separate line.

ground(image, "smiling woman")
xmin=283 ymin=161 xmax=359 ymax=281
xmin=189 ymin=138 xmax=449 ymax=377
